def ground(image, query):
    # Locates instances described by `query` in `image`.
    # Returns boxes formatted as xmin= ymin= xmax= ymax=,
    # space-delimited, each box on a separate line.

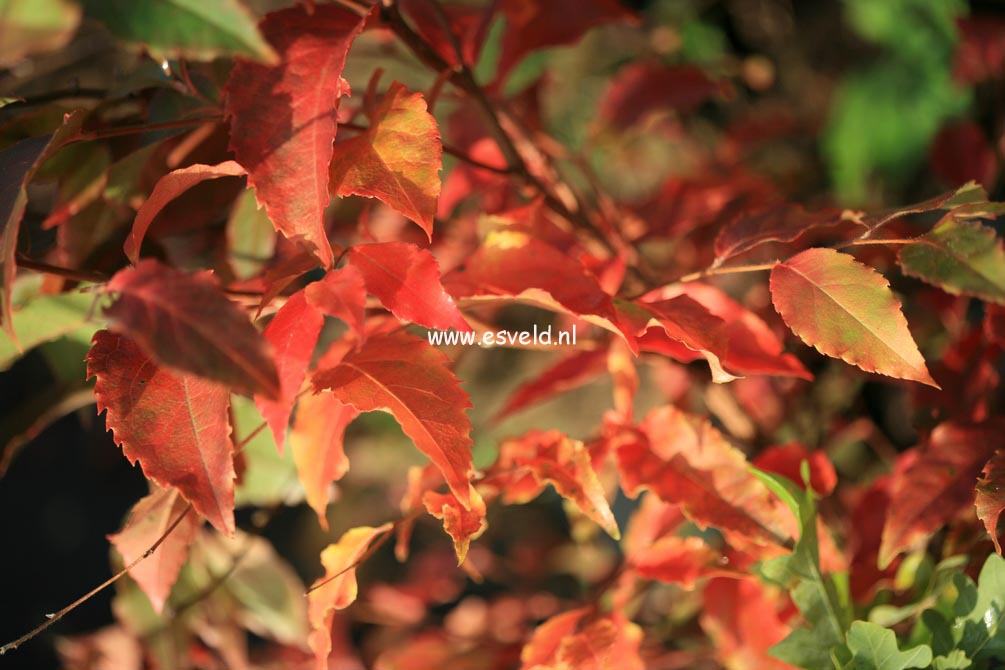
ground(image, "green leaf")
xmin=770 ymin=248 xmax=937 ymax=388
xmin=846 ymin=621 xmax=933 ymax=670
xmin=227 ymin=187 xmax=276 ymax=281
xmin=0 ymin=290 xmax=97 ymax=371
xmin=932 ymin=649 xmax=971 ymax=670
xmin=82 ymin=0 xmax=277 ymax=64
xmin=0 ymin=0 xmax=81 ymax=68
xmin=898 ymin=217 xmax=1005 ymax=304
xmin=232 ymin=396 xmax=300 ymax=509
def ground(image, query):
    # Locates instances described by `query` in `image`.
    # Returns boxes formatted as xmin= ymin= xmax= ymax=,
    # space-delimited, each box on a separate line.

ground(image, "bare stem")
xmin=75 ymin=115 xmax=223 ymax=142
xmin=837 ymin=238 xmax=919 ymax=248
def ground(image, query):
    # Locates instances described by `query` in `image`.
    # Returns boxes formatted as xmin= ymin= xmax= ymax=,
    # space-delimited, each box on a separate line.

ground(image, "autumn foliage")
xmin=4 ymin=1 xmax=1005 ymax=669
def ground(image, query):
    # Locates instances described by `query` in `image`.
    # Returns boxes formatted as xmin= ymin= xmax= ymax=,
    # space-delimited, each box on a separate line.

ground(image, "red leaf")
xmin=1 ymin=111 xmax=83 ymax=338
xmin=699 ymin=577 xmax=795 ymax=670
xmin=879 ymin=420 xmax=1005 ymax=567
xmin=87 ymin=330 xmax=236 ymax=534
xmin=108 ymin=486 xmax=201 ymax=613
xmin=124 ymin=161 xmax=246 ymax=263
xmin=493 ymin=348 xmax=608 ymax=421
xmin=495 ymin=0 xmax=637 ymax=84
xmin=600 ymin=62 xmax=726 ymax=128
xmin=254 ymin=289 xmax=324 ymax=451
xmin=347 ymin=242 xmax=471 ymax=332
xmin=104 ymin=260 xmax=280 ymax=398
xmin=770 ymin=248 xmax=938 ymax=387
xmin=753 ymin=443 xmax=837 ymax=496
xmin=422 ymin=489 xmax=487 ymax=564
xmin=304 ymin=265 xmax=368 ymax=343
xmin=490 ymin=430 xmax=619 ymax=539
xmin=620 ymin=296 xmax=737 ymax=383
xmin=224 ymin=4 xmax=367 ymax=266
xmin=663 ymin=282 xmax=811 ymax=379
xmin=444 ymin=229 xmax=633 ymax=347
xmin=330 ymin=83 xmax=442 ymax=238
xmin=308 ymin=524 xmax=391 ymax=670
xmin=713 ymin=204 xmax=847 ymax=264
xmin=977 ymin=449 xmax=1005 ymax=554
xmin=290 ymin=392 xmax=360 ymax=530
xmin=615 ymin=405 xmax=797 ymax=549
xmin=312 ymin=330 xmax=479 ymax=511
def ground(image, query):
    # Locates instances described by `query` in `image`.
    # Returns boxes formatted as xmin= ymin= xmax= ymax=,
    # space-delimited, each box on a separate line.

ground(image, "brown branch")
xmin=15 ymin=255 xmax=111 ymax=284
xmin=76 ymin=115 xmax=224 ymax=142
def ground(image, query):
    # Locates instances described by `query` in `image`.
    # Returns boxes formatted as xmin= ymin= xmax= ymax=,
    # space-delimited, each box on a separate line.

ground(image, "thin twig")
xmin=15 ymin=255 xmax=110 ymax=284
xmin=0 ymin=504 xmax=194 ymax=655
xmin=75 ymin=115 xmax=224 ymax=142
xmin=0 ymin=417 xmax=273 ymax=656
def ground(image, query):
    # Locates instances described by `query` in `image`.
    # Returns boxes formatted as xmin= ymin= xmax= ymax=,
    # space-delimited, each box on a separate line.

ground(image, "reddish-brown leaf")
xmin=493 ymin=348 xmax=608 ymax=421
xmin=399 ymin=0 xmax=492 ymax=68
xmin=290 ymin=392 xmax=360 ymax=530
xmin=330 ymin=83 xmax=442 ymax=238
xmin=770 ymin=248 xmax=938 ymax=387
xmin=347 ymin=242 xmax=470 ymax=332
xmin=88 ymin=330 xmax=236 ymax=534
xmin=107 ymin=485 xmax=201 ymax=613
xmin=600 ymin=62 xmax=726 ymax=128
xmin=495 ymin=0 xmax=636 ymax=84
xmin=700 ymin=577 xmax=795 ymax=670
xmin=753 ymin=443 xmax=837 ymax=496
xmin=713 ymin=204 xmax=846 ymax=264
xmin=254 ymin=289 xmax=324 ymax=451
xmin=422 ymin=489 xmax=487 ymax=564
xmin=879 ymin=420 xmax=1005 ymax=567
xmin=308 ymin=524 xmax=391 ymax=670
xmin=1 ymin=111 xmax=83 ymax=338
xmin=931 ymin=121 xmax=997 ymax=188
xmin=977 ymin=449 xmax=1005 ymax=554
xmin=491 ymin=430 xmax=619 ymax=539
xmin=312 ymin=330 xmax=479 ymax=511
xmin=104 ymin=260 xmax=280 ymax=398
xmin=445 ymin=229 xmax=633 ymax=347
xmin=304 ymin=265 xmax=367 ymax=343
xmin=224 ymin=4 xmax=367 ymax=266
xmin=616 ymin=405 xmax=796 ymax=549
xmin=124 ymin=161 xmax=246 ymax=263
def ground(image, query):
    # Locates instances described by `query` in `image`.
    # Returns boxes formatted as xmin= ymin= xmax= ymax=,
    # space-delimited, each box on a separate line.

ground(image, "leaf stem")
xmin=674 ymin=261 xmax=779 ymax=284
xmin=837 ymin=238 xmax=918 ymax=248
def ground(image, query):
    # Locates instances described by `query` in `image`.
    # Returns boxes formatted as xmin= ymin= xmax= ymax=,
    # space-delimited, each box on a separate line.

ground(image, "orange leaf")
xmin=700 ymin=577 xmax=795 ymax=670
xmin=492 ymin=430 xmax=619 ymax=539
xmin=312 ymin=331 xmax=479 ymax=511
xmin=770 ymin=248 xmax=938 ymax=387
xmin=108 ymin=485 xmax=201 ymax=613
xmin=330 ymin=83 xmax=442 ymax=238
xmin=88 ymin=330 xmax=236 ymax=534
xmin=422 ymin=489 xmax=487 ymax=564
xmin=616 ymin=405 xmax=796 ymax=549
xmin=290 ymin=392 xmax=360 ymax=529
xmin=308 ymin=524 xmax=391 ymax=670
